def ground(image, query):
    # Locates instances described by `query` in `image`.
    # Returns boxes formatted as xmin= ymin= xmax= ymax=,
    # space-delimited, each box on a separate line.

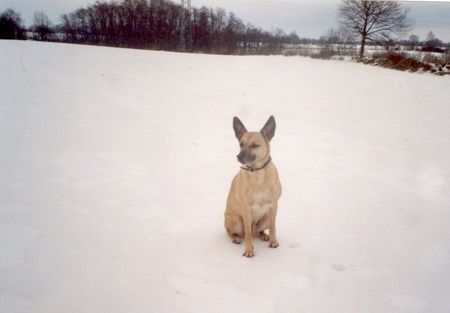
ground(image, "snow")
xmin=1 ymin=40 xmax=450 ymax=313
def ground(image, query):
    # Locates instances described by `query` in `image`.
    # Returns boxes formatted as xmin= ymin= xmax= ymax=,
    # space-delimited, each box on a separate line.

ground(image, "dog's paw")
xmin=232 ymin=236 xmax=241 ymax=244
xmin=269 ymin=241 xmax=279 ymax=248
xmin=258 ymin=231 xmax=270 ymax=242
xmin=242 ymin=250 xmax=254 ymax=257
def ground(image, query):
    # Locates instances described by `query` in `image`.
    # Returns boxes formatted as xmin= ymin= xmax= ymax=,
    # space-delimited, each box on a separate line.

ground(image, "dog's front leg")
xmin=242 ymin=206 xmax=254 ymax=257
xmin=269 ymin=201 xmax=279 ymax=248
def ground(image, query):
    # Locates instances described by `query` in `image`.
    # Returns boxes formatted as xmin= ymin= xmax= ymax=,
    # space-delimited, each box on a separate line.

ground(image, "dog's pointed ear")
xmin=260 ymin=115 xmax=276 ymax=141
xmin=233 ymin=116 xmax=247 ymax=140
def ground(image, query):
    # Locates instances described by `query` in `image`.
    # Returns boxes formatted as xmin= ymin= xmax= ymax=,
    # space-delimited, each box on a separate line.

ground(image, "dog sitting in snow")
xmin=224 ymin=116 xmax=282 ymax=257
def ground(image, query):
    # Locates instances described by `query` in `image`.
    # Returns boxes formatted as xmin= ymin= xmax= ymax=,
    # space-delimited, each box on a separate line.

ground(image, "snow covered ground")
xmin=1 ymin=40 xmax=450 ymax=313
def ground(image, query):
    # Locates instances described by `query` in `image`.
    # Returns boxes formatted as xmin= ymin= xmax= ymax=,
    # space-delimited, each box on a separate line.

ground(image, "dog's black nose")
xmin=237 ymin=154 xmax=244 ymax=163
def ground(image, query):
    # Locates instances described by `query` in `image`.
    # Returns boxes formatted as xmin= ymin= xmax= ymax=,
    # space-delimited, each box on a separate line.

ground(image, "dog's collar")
xmin=241 ymin=157 xmax=272 ymax=172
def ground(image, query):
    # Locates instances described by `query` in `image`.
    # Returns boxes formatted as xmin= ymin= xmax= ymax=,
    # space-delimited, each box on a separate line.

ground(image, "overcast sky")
xmin=1 ymin=0 xmax=449 ymax=41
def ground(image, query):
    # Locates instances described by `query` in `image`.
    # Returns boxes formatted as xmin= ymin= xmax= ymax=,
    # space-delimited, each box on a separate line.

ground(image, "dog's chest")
xmin=248 ymin=191 xmax=272 ymax=220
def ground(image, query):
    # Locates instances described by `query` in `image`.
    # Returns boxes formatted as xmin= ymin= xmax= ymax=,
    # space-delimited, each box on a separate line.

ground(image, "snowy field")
xmin=1 ymin=40 xmax=450 ymax=313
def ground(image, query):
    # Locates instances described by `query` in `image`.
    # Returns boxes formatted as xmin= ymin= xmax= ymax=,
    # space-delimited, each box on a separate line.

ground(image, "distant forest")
xmin=57 ymin=0 xmax=302 ymax=54
xmin=0 ymin=0 xmax=305 ymax=54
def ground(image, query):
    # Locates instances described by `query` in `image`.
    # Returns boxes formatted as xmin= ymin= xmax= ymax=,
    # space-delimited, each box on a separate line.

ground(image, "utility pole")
xmin=180 ymin=0 xmax=192 ymax=51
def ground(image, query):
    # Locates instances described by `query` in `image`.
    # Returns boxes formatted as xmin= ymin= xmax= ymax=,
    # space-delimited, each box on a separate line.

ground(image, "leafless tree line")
xmin=57 ymin=0 xmax=300 ymax=54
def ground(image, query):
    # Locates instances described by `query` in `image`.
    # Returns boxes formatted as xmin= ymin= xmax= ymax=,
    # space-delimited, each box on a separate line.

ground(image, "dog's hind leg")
xmin=230 ymin=233 xmax=241 ymax=244
xmin=254 ymin=214 xmax=270 ymax=241
xmin=224 ymin=213 xmax=243 ymax=244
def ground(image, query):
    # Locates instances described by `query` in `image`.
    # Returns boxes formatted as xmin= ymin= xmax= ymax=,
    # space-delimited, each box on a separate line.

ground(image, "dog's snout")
xmin=237 ymin=151 xmax=246 ymax=163
xmin=237 ymin=151 xmax=255 ymax=164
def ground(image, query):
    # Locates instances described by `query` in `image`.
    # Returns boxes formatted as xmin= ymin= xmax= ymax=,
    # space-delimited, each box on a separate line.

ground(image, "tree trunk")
xmin=359 ymin=34 xmax=366 ymax=60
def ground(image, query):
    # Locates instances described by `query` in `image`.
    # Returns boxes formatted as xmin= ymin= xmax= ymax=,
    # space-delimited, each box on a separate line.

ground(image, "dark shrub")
xmin=0 ymin=9 xmax=26 ymax=39
xmin=373 ymin=52 xmax=424 ymax=72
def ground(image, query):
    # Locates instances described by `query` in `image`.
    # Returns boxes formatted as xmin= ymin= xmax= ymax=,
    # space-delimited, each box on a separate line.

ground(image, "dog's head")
xmin=233 ymin=116 xmax=276 ymax=166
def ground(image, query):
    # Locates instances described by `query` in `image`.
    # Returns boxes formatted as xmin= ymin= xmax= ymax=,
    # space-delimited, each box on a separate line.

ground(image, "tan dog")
xmin=224 ymin=116 xmax=282 ymax=257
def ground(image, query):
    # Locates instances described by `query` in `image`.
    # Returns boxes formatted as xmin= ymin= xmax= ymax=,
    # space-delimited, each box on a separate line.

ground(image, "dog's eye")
xmin=239 ymin=142 xmax=244 ymax=148
xmin=250 ymin=143 xmax=260 ymax=149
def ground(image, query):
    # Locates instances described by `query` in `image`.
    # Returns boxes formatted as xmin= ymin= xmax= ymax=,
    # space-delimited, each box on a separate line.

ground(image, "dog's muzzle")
xmin=237 ymin=151 xmax=255 ymax=164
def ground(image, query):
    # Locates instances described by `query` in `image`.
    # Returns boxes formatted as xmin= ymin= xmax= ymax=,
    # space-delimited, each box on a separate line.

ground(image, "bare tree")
xmin=32 ymin=11 xmax=53 ymax=40
xmin=320 ymin=26 xmax=356 ymax=56
xmin=336 ymin=25 xmax=357 ymax=55
xmin=320 ymin=28 xmax=339 ymax=44
xmin=424 ymin=30 xmax=443 ymax=52
xmin=408 ymin=34 xmax=419 ymax=50
xmin=338 ymin=0 xmax=411 ymax=60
